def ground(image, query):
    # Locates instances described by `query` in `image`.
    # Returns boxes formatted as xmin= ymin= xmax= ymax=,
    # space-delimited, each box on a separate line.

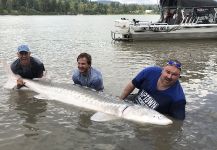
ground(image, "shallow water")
xmin=0 ymin=15 xmax=217 ymax=150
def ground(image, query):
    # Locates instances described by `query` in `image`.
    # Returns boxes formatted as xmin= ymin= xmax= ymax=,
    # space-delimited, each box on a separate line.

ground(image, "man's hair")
xmin=77 ymin=53 xmax=92 ymax=65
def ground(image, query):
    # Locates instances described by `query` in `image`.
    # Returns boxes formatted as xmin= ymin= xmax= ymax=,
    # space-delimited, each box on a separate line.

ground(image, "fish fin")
xmin=34 ymin=94 xmax=49 ymax=100
xmin=91 ymin=112 xmax=119 ymax=122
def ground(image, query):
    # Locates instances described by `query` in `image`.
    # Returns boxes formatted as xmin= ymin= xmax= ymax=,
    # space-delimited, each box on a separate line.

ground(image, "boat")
xmin=111 ymin=0 xmax=217 ymax=41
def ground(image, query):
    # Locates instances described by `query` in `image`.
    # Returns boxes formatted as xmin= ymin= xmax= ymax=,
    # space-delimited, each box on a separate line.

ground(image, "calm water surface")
xmin=0 ymin=15 xmax=217 ymax=150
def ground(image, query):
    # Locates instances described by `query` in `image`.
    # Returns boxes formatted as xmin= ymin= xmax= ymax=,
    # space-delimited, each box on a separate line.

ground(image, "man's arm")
xmin=170 ymin=100 xmax=186 ymax=120
xmin=72 ymin=70 xmax=80 ymax=85
xmin=37 ymin=64 xmax=45 ymax=78
xmin=90 ymin=78 xmax=104 ymax=91
xmin=11 ymin=61 xmax=25 ymax=88
xmin=120 ymin=81 xmax=135 ymax=100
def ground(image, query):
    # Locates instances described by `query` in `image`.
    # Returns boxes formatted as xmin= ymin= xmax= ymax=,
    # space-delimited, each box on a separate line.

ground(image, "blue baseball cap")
xmin=17 ymin=45 xmax=30 ymax=52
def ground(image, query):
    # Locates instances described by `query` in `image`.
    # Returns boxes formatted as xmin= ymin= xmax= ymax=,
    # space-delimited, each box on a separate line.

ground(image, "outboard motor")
xmin=114 ymin=19 xmax=130 ymax=34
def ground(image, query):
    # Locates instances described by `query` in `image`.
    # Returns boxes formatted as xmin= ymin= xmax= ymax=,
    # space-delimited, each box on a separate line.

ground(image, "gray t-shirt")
xmin=11 ymin=57 xmax=45 ymax=79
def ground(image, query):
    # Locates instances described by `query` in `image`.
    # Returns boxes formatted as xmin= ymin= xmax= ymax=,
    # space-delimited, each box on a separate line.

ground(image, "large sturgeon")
xmin=1 ymin=60 xmax=172 ymax=125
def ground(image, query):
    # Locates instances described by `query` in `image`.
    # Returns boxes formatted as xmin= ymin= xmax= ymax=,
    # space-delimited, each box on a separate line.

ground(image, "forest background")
xmin=0 ymin=0 xmax=159 ymax=15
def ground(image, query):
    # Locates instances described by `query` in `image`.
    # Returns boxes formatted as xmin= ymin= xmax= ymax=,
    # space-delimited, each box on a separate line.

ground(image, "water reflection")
xmin=8 ymin=90 xmax=47 ymax=137
xmin=110 ymin=39 xmax=217 ymax=149
xmin=1 ymin=15 xmax=217 ymax=150
xmin=118 ymin=120 xmax=183 ymax=150
xmin=112 ymin=39 xmax=217 ymax=76
xmin=112 ymin=39 xmax=217 ymax=100
xmin=77 ymin=112 xmax=93 ymax=129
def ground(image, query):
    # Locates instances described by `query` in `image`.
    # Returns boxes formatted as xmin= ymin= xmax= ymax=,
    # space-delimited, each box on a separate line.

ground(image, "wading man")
xmin=72 ymin=53 xmax=104 ymax=91
xmin=11 ymin=45 xmax=45 ymax=88
xmin=120 ymin=60 xmax=186 ymax=120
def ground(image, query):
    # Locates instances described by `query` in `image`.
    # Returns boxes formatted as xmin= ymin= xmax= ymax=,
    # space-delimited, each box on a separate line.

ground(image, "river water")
xmin=0 ymin=15 xmax=217 ymax=150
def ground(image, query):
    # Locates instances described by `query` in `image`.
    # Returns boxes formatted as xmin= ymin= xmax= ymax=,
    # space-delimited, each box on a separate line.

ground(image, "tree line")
xmin=0 ymin=0 xmax=159 ymax=15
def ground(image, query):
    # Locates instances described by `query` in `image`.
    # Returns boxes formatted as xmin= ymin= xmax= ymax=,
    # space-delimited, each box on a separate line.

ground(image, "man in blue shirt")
xmin=72 ymin=53 xmax=104 ymax=91
xmin=11 ymin=45 xmax=45 ymax=88
xmin=120 ymin=60 xmax=186 ymax=120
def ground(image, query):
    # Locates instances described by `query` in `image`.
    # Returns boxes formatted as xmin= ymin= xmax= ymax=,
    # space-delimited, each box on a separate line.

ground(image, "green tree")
xmin=0 ymin=0 xmax=159 ymax=15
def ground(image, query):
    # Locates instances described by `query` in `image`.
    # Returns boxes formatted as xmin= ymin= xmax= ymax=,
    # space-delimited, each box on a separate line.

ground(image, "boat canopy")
xmin=160 ymin=0 xmax=217 ymax=8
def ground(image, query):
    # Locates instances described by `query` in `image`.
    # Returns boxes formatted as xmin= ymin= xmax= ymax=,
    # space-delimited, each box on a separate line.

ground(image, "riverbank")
xmin=0 ymin=10 xmax=159 ymax=15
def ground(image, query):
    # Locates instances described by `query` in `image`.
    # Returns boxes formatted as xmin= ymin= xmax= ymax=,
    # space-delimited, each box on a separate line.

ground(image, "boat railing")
xmin=181 ymin=8 xmax=196 ymax=24
xmin=111 ymin=30 xmax=132 ymax=41
xmin=130 ymin=20 xmax=150 ymax=26
xmin=180 ymin=7 xmax=217 ymax=24
xmin=148 ymin=23 xmax=181 ymax=32
xmin=181 ymin=16 xmax=197 ymax=24
xmin=130 ymin=20 xmax=183 ymax=32
xmin=215 ymin=8 xmax=217 ymax=23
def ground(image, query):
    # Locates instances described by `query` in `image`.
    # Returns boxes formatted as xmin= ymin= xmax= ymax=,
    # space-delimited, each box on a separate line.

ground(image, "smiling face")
xmin=159 ymin=65 xmax=181 ymax=88
xmin=17 ymin=51 xmax=31 ymax=66
xmin=77 ymin=57 xmax=90 ymax=74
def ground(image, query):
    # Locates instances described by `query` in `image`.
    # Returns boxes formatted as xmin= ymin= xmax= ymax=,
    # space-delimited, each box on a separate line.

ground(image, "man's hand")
xmin=120 ymin=81 xmax=135 ymax=100
xmin=17 ymin=77 xmax=25 ymax=89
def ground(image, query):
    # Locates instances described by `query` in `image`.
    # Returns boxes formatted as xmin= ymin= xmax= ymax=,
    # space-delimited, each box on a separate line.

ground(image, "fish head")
xmin=122 ymin=105 xmax=173 ymax=125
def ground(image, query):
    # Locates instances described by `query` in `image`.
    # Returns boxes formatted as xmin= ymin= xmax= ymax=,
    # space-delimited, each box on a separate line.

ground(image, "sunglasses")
xmin=167 ymin=60 xmax=182 ymax=69
xmin=19 ymin=51 xmax=28 ymax=55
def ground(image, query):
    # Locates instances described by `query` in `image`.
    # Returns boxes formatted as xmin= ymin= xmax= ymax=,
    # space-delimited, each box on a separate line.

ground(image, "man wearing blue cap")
xmin=11 ymin=45 xmax=45 ymax=88
xmin=119 ymin=60 xmax=186 ymax=120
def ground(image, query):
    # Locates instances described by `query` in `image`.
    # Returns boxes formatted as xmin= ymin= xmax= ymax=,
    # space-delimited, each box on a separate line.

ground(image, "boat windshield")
xmin=159 ymin=0 xmax=217 ymax=24
xmin=160 ymin=0 xmax=217 ymax=7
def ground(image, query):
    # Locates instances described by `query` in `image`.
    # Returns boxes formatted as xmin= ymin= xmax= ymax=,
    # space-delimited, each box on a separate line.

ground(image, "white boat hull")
xmin=130 ymin=26 xmax=217 ymax=41
xmin=111 ymin=19 xmax=217 ymax=41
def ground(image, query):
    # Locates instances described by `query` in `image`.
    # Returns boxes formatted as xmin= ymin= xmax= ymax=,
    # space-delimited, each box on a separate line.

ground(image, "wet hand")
xmin=116 ymin=96 xmax=123 ymax=100
xmin=17 ymin=78 xmax=25 ymax=89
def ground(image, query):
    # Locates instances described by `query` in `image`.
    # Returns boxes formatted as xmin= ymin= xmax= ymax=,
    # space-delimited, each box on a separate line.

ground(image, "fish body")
xmin=24 ymin=79 xmax=173 ymax=125
xmin=1 ymin=60 xmax=172 ymax=125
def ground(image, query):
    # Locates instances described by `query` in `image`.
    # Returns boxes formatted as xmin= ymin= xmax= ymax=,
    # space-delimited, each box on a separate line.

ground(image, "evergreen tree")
xmin=0 ymin=0 xmax=159 ymax=15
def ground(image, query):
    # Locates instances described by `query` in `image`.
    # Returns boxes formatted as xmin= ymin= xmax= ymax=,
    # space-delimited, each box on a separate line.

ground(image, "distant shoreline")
xmin=0 ymin=1 xmax=159 ymax=16
xmin=0 ymin=13 xmax=159 ymax=16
